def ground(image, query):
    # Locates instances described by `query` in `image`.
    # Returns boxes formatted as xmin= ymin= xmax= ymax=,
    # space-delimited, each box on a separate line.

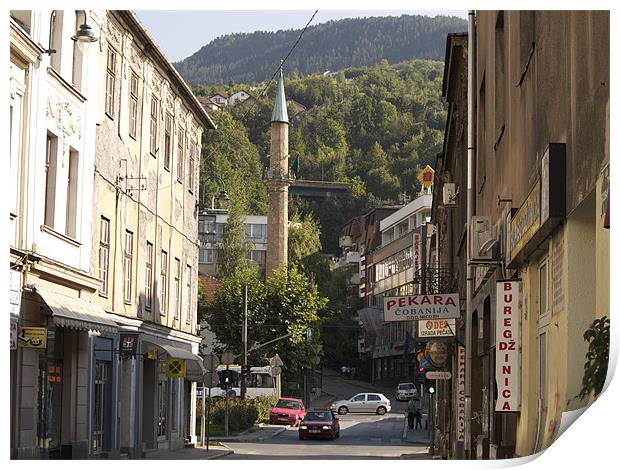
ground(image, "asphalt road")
xmin=220 ymin=371 xmax=427 ymax=459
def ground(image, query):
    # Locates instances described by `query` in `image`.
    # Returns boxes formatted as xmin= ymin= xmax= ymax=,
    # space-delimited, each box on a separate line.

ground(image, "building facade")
xmin=10 ymin=9 xmax=112 ymax=459
xmin=9 ymin=9 xmax=215 ymax=460
xmin=432 ymin=11 xmax=609 ymax=459
xmin=198 ymin=210 xmax=268 ymax=278
xmin=90 ymin=11 xmax=215 ymax=458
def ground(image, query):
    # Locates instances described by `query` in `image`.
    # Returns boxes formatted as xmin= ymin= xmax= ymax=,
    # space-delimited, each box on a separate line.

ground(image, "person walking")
xmin=407 ymin=398 xmax=416 ymax=429
xmin=414 ymin=407 xmax=423 ymax=429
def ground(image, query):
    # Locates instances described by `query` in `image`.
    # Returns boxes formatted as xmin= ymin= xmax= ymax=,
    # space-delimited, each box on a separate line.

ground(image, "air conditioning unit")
xmin=470 ymin=216 xmax=497 ymax=262
xmin=443 ymin=183 xmax=457 ymax=207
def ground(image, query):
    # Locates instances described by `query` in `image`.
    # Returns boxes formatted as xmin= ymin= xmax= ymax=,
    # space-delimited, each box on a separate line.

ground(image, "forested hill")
xmin=175 ymin=14 xmax=466 ymax=85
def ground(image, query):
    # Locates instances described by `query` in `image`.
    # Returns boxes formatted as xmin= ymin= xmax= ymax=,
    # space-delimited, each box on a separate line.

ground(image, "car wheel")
xmin=338 ymin=406 xmax=349 ymax=415
xmin=376 ymin=406 xmax=387 ymax=415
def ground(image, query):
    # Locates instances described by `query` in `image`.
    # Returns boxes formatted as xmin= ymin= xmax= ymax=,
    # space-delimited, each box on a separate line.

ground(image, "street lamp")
xmin=45 ymin=10 xmax=98 ymax=56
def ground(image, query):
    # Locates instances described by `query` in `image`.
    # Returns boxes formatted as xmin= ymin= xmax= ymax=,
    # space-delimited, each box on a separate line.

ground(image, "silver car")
xmin=330 ymin=393 xmax=392 ymax=415
xmin=396 ymin=382 xmax=419 ymax=401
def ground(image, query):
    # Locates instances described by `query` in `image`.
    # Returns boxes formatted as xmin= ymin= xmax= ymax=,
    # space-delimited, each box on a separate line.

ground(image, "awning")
xmin=37 ymin=287 xmax=117 ymax=334
xmin=143 ymin=339 xmax=206 ymax=381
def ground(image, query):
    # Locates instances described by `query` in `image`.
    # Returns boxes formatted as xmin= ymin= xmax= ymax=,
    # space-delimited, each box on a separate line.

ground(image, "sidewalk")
xmin=143 ymin=443 xmax=233 ymax=460
xmin=209 ymin=422 xmax=288 ymax=443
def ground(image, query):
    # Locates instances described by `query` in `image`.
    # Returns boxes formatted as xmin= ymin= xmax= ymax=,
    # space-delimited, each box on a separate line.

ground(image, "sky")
xmin=135 ymin=10 xmax=468 ymax=63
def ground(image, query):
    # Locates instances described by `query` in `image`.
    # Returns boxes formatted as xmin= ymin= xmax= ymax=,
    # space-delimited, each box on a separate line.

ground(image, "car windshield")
xmin=398 ymin=384 xmax=414 ymax=390
xmin=276 ymin=399 xmax=301 ymax=410
xmin=304 ymin=411 xmax=332 ymax=421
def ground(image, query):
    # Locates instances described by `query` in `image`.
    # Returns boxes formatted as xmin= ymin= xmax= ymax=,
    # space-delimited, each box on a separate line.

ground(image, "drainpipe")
xmin=465 ymin=10 xmax=477 ymax=460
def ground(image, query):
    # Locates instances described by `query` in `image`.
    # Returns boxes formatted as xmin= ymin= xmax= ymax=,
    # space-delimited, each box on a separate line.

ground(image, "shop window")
xmin=145 ymin=242 xmax=153 ymax=311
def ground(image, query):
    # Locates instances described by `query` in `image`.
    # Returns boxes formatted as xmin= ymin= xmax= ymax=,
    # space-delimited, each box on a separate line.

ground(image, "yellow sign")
xmin=166 ymin=358 xmax=186 ymax=378
xmin=20 ymin=327 xmax=47 ymax=349
xmin=510 ymin=181 xmax=541 ymax=261
xmin=417 ymin=165 xmax=435 ymax=189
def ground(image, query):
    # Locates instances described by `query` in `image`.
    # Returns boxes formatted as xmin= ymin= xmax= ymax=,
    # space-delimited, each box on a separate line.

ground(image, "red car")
xmin=299 ymin=409 xmax=340 ymax=440
xmin=269 ymin=397 xmax=305 ymax=426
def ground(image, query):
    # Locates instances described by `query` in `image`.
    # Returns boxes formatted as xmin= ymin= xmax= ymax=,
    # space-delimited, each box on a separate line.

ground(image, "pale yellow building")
xmin=91 ymin=11 xmax=215 ymax=457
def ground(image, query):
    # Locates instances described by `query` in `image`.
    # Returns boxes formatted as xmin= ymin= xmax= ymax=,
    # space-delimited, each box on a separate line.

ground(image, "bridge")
xmin=289 ymin=180 xmax=350 ymax=199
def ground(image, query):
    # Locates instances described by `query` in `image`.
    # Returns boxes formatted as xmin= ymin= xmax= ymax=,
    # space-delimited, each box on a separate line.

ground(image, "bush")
xmin=210 ymin=395 xmax=277 ymax=433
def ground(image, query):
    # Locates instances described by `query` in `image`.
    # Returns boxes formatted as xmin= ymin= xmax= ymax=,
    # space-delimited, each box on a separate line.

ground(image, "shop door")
xmin=157 ymin=378 xmax=169 ymax=439
xmin=92 ymin=360 xmax=111 ymax=454
xmin=37 ymin=359 xmax=63 ymax=457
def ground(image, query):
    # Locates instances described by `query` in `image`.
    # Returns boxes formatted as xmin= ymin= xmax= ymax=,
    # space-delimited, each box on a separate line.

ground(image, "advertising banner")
xmin=384 ymin=294 xmax=460 ymax=321
xmin=166 ymin=358 xmax=186 ymax=378
xmin=495 ymin=281 xmax=521 ymax=412
xmin=418 ymin=319 xmax=456 ymax=338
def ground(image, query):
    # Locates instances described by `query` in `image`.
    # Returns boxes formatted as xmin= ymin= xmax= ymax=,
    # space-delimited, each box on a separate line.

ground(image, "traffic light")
xmin=299 ymin=363 xmax=305 ymax=373
xmin=242 ymin=364 xmax=251 ymax=376
xmin=218 ymin=369 xmax=234 ymax=390
xmin=428 ymin=384 xmax=436 ymax=395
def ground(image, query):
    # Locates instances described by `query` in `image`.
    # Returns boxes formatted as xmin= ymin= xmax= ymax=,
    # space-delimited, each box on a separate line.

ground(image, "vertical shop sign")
xmin=457 ymin=345 xmax=465 ymax=441
xmin=495 ymin=281 xmax=521 ymax=411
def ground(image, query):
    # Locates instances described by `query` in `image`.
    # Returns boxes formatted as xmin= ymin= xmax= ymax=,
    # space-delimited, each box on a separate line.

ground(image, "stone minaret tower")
xmin=265 ymin=66 xmax=290 ymax=277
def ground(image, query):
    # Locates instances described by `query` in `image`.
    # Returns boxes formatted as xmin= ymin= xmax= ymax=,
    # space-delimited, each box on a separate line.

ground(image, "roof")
xmin=118 ymin=11 xmax=216 ymax=131
xmin=271 ymin=67 xmax=289 ymax=124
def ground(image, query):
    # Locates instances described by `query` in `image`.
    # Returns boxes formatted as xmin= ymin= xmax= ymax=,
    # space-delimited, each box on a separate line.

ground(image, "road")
xmin=220 ymin=370 xmax=428 ymax=459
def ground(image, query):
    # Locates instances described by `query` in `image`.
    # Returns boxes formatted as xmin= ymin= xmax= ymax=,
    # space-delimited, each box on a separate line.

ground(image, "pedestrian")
xmin=341 ymin=365 xmax=347 ymax=377
xmin=407 ymin=398 xmax=416 ymax=429
xmin=414 ymin=408 xmax=422 ymax=429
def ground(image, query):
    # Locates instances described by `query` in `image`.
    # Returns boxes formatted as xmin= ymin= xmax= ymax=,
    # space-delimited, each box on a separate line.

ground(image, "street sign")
xmin=166 ymin=358 xmax=186 ymax=378
xmin=203 ymin=353 xmax=220 ymax=372
xmin=221 ymin=351 xmax=235 ymax=365
xmin=428 ymin=341 xmax=449 ymax=368
xmin=19 ymin=327 xmax=46 ymax=349
xmin=227 ymin=389 xmax=237 ymax=398
xmin=425 ymin=371 xmax=452 ymax=380
xmin=203 ymin=371 xmax=219 ymax=388
xmin=269 ymin=365 xmax=282 ymax=377
xmin=269 ymin=354 xmax=283 ymax=367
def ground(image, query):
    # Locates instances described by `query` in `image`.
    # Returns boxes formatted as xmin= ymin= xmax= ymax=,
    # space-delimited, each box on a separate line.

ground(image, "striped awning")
xmin=37 ymin=287 xmax=117 ymax=334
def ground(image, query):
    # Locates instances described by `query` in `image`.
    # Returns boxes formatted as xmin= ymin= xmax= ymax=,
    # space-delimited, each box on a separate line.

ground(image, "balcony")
xmin=334 ymin=251 xmax=361 ymax=270
xmin=339 ymin=235 xmax=352 ymax=248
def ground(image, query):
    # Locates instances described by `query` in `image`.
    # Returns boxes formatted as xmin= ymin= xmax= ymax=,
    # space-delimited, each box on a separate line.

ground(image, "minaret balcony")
xmin=263 ymin=166 xmax=295 ymax=183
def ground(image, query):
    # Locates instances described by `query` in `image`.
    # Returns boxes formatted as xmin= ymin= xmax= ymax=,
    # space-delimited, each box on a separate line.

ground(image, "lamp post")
xmin=44 ymin=10 xmax=98 ymax=56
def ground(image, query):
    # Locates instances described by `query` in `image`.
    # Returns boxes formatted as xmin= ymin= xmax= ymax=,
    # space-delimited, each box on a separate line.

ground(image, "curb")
xmin=206 ymin=449 xmax=234 ymax=460
xmin=210 ymin=426 xmax=288 ymax=442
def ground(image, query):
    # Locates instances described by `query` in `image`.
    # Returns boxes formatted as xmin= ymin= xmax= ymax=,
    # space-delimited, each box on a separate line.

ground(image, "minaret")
xmin=265 ymin=65 xmax=290 ymax=278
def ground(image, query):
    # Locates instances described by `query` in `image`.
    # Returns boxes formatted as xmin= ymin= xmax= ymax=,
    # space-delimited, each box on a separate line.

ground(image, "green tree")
xmin=288 ymin=212 xmax=322 ymax=265
xmin=217 ymin=199 xmax=254 ymax=277
xmin=202 ymin=266 xmax=327 ymax=381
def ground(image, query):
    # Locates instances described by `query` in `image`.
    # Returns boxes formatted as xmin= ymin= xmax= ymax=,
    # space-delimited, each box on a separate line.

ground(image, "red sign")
xmin=495 ymin=281 xmax=521 ymax=412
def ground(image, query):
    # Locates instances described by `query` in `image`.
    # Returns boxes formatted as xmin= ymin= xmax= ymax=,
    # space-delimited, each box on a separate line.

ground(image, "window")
xmin=164 ymin=114 xmax=172 ymax=170
xmin=207 ymin=249 xmax=214 ymax=264
xmin=49 ymin=11 xmax=64 ymax=72
xmin=150 ymin=96 xmax=158 ymax=156
xmin=494 ymin=11 xmax=506 ymax=146
xmin=539 ymin=259 xmax=549 ymax=318
xmin=177 ymin=129 xmax=184 ymax=182
xmin=99 ymin=217 xmax=110 ymax=296
xmin=129 ymin=73 xmax=139 ymax=139
xmin=160 ymin=250 xmax=168 ymax=315
xmin=245 ymin=224 xmax=266 ymax=240
xmin=174 ymin=258 xmax=181 ymax=319
xmin=105 ymin=48 xmax=116 ymax=118
xmin=145 ymin=242 xmax=153 ymax=311
xmin=124 ymin=231 xmax=133 ymax=304
xmin=352 ymin=394 xmax=366 ymax=402
xmin=64 ymin=148 xmax=79 ymax=239
xmin=188 ymin=140 xmax=196 ymax=193
xmin=44 ymin=132 xmax=59 ymax=228
xmin=185 ymin=265 xmax=192 ymax=324
xmin=247 ymin=250 xmax=266 ymax=266
xmin=71 ymin=11 xmax=84 ymax=90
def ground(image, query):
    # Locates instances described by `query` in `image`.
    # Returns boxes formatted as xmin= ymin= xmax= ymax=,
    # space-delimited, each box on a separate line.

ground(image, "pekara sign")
xmin=384 ymin=294 xmax=460 ymax=321
xmin=495 ymin=281 xmax=521 ymax=412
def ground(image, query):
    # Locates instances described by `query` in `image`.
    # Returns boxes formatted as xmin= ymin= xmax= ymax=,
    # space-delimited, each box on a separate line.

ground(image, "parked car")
xmin=299 ymin=409 xmax=340 ymax=440
xmin=269 ymin=397 xmax=305 ymax=426
xmin=395 ymin=382 xmax=418 ymax=401
xmin=330 ymin=393 xmax=391 ymax=415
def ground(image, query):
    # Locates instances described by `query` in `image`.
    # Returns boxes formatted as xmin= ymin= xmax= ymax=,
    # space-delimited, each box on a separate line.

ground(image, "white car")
xmin=330 ymin=393 xmax=391 ymax=415
xmin=395 ymin=382 xmax=418 ymax=401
